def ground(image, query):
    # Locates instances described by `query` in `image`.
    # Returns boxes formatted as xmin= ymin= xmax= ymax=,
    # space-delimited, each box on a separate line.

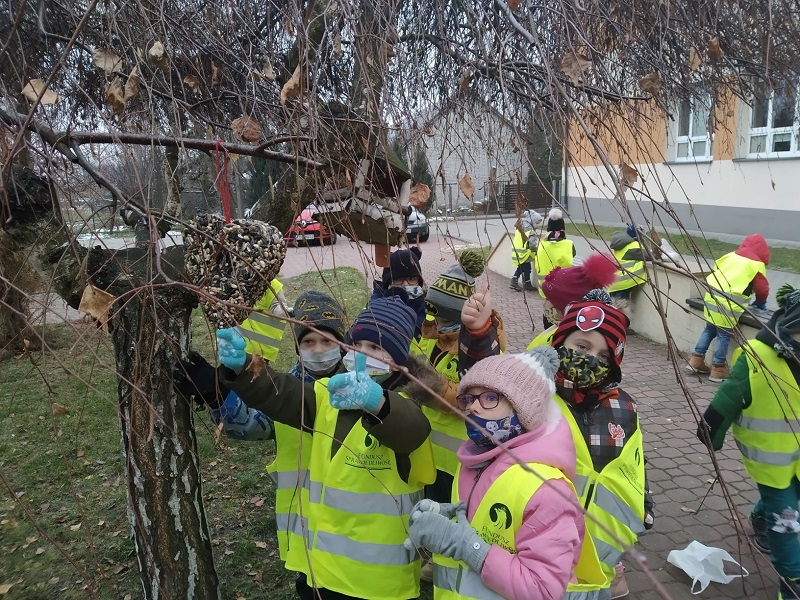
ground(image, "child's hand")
xmin=327 ymin=352 xmax=385 ymax=413
xmin=461 ymin=288 xmax=492 ymax=331
xmin=217 ymin=328 xmax=247 ymax=371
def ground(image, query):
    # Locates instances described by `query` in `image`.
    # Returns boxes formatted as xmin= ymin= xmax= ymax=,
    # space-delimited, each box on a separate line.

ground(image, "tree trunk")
xmin=113 ymin=287 xmax=220 ymax=600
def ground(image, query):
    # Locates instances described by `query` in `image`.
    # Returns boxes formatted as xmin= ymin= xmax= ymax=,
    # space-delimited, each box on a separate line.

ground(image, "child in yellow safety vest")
xmin=532 ymin=208 xmax=576 ymax=316
xmin=405 ymin=346 xmax=605 ymax=600
xmin=549 ymin=294 xmax=654 ymax=599
xmin=697 ymin=284 xmax=800 ymax=600
xmin=216 ymin=296 xmax=436 ymax=600
xmin=607 ymin=224 xmax=648 ymax=308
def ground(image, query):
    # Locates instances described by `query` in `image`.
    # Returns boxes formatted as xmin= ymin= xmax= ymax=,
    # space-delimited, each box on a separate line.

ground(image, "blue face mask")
xmin=465 ymin=413 xmax=523 ymax=451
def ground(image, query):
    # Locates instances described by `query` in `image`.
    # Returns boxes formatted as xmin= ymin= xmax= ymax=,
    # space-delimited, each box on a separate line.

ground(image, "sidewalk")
xmin=281 ymin=233 xmax=778 ymax=600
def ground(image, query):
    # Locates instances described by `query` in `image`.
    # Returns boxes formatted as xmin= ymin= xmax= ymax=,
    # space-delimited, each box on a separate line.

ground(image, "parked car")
xmin=406 ymin=208 xmax=430 ymax=242
xmin=284 ymin=208 xmax=337 ymax=246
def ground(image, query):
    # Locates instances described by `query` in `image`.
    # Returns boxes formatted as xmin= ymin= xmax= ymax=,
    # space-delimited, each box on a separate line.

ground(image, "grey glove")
xmin=409 ymin=500 xmax=464 ymax=525
xmin=405 ymin=505 xmax=490 ymax=573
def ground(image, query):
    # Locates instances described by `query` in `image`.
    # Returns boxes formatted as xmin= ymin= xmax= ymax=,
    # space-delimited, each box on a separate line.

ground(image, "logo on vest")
xmin=344 ymin=433 xmax=391 ymax=470
xmin=478 ymin=503 xmax=514 ymax=552
xmin=489 ymin=503 xmax=512 ymax=529
xmin=364 ymin=432 xmax=381 ymax=450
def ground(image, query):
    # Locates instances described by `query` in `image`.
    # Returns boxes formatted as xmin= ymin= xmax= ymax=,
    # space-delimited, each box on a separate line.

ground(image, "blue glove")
xmin=404 ymin=504 xmax=490 ymax=573
xmin=210 ymin=392 xmax=275 ymax=441
xmin=217 ymin=328 xmax=247 ymax=370
xmin=409 ymin=499 xmax=464 ymax=525
xmin=327 ymin=352 xmax=384 ymax=412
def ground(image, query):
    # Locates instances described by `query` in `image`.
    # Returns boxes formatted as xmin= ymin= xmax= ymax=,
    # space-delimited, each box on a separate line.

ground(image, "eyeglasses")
xmin=456 ymin=391 xmax=504 ymax=411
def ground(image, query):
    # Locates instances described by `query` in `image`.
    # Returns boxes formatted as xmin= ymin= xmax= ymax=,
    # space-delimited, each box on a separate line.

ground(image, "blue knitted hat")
xmin=347 ymin=296 xmax=416 ymax=365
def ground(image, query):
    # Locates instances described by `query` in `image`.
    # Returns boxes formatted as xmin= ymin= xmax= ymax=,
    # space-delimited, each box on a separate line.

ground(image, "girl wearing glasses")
xmin=406 ymin=347 xmax=604 ymax=600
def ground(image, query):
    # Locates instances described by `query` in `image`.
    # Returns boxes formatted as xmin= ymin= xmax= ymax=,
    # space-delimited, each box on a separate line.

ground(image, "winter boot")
xmin=610 ymin=570 xmax=630 ymax=599
xmin=522 ymin=278 xmax=536 ymax=292
xmin=686 ymin=353 xmax=711 ymax=374
xmin=750 ymin=512 xmax=771 ymax=554
xmin=709 ymin=363 xmax=730 ymax=383
xmin=509 ymin=276 xmax=521 ymax=291
xmin=778 ymin=577 xmax=800 ymax=600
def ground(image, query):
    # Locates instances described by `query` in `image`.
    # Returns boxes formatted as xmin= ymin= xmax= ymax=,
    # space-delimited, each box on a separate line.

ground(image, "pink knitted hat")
xmin=458 ymin=346 xmax=560 ymax=431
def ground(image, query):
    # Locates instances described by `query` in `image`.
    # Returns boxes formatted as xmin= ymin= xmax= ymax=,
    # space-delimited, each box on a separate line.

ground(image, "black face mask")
xmin=557 ymin=346 xmax=610 ymax=389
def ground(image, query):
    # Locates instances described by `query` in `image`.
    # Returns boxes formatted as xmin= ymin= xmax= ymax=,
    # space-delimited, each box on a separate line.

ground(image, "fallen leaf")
xmin=47 ymin=577 xmax=58 ymax=585
xmin=680 ymin=506 xmax=697 ymax=514
xmin=638 ymin=72 xmax=661 ymax=96
xmin=148 ymin=41 xmax=169 ymax=71
xmin=97 ymin=520 xmax=105 ymax=526
xmin=620 ymin=163 xmax=639 ymax=188
xmin=110 ymin=530 xmax=121 ymax=537
xmin=230 ymin=116 xmax=262 ymax=143
xmin=52 ymin=403 xmax=68 ymax=416
xmin=224 ymin=549 xmax=234 ymax=555
xmin=254 ymin=541 xmax=267 ymax=549
xmin=70 ymin=523 xmax=81 ymax=531
xmin=124 ymin=66 xmax=142 ymax=101
xmin=111 ymin=565 xmax=125 ymax=575
xmin=21 ymin=79 xmax=60 ymax=104
xmin=560 ymin=52 xmax=592 ymax=87
xmin=458 ymin=173 xmax=474 ymax=199
xmin=707 ymin=36 xmax=725 ymax=61
xmin=78 ymin=284 xmax=116 ymax=331
xmin=408 ymin=183 xmax=430 ymax=209
xmin=688 ymin=47 xmax=702 ymax=70
xmin=280 ymin=64 xmax=302 ymax=105
xmin=91 ymin=48 xmax=123 ymax=74
xmin=35 ymin=547 xmax=45 ymax=555
xmin=39 ymin=503 xmax=49 ymax=511
xmin=76 ymin=450 xmax=84 ymax=458
xmin=211 ymin=62 xmax=222 ymax=87
xmin=0 ymin=583 xmax=13 ymax=594
xmin=104 ymin=77 xmax=126 ymax=113
xmin=508 ymin=0 xmax=522 ymax=10
xmin=254 ymin=498 xmax=265 ymax=507
xmin=183 ymin=75 xmax=201 ymax=94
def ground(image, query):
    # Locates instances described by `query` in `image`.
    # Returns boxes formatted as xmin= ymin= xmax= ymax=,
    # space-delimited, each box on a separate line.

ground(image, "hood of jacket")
xmin=457 ymin=399 xmax=576 ymax=481
xmin=735 ymin=234 xmax=770 ymax=266
xmin=610 ymin=230 xmax=636 ymax=251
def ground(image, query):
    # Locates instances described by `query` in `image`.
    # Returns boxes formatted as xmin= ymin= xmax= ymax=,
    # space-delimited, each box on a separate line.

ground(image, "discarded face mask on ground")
xmin=667 ymin=540 xmax=749 ymax=594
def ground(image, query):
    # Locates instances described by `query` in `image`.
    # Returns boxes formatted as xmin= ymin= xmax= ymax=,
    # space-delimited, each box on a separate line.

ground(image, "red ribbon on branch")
xmin=214 ymin=138 xmax=232 ymax=223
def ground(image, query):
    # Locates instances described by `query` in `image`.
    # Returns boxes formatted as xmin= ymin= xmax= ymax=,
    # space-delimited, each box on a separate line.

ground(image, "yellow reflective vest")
xmin=511 ymin=230 xmax=533 ymax=266
xmin=608 ymin=242 xmax=647 ymax=293
xmin=237 ymin=279 xmax=286 ymax=362
xmin=526 ymin=325 xmax=557 ymax=351
xmin=433 ymin=463 xmax=605 ymax=599
xmin=286 ymin=380 xmax=435 ymax=600
xmin=703 ymin=253 xmax=766 ymax=329
xmin=731 ymin=340 xmax=800 ymax=488
xmin=555 ymin=395 xmax=646 ymax=588
xmin=535 ymin=239 xmax=575 ymax=296
xmin=412 ymin=337 xmax=469 ymax=477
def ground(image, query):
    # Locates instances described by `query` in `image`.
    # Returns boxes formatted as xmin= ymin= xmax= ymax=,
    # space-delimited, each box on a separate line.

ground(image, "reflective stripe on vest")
xmin=702 ymin=253 xmax=765 ymax=329
xmin=608 ymin=242 xmax=646 ymax=293
xmin=511 ymin=230 xmax=532 ymax=266
xmin=731 ymin=340 xmax=800 ymax=488
xmin=412 ymin=338 xmax=469 ymax=476
xmin=556 ymin=395 xmax=646 ymax=587
xmin=535 ymin=239 xmax=575 ymax=294
xmin=291 ymin=381 xmax=432 ymax=599
xmin=433 ymin=462 xmax=605 ymax=599
xmin=526 ymin=325 xmax=556 ymax=351
xmin=238 ymin=280 xmax=286 ymax=361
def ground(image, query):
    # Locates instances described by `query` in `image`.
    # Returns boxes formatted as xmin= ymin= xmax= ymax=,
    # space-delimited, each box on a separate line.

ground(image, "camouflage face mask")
xmin=557 ymin=346 xmax=610 ymax=390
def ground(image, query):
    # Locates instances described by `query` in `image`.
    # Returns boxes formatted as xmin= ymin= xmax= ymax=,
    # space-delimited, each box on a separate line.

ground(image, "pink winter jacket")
xmin=456 ymin=402 xmax=585 ymax=600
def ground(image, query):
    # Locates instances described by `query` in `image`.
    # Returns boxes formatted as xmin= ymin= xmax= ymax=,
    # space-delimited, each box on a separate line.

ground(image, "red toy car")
xmin=284 ymin=208 xmax=337 ymax=246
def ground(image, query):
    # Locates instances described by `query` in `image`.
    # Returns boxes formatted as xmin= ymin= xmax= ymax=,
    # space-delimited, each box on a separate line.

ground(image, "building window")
xmin=748 ymin=82 xmax=799 ymax=156
xmin=675 ymin=99 xmax=712 ymax=161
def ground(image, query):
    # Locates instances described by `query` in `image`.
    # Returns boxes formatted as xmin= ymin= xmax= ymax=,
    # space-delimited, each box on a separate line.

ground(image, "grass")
xmin=566 ymin=223 xmax=800 ymax=274
xmin=0 ymin=267 xmax=393 ymax=600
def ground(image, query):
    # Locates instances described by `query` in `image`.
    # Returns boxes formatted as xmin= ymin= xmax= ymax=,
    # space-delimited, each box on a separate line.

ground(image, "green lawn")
xmin=566 ymin=223 xmax=800 ymax=274
xmin=0 ymin=267 xmax=432 ymax=600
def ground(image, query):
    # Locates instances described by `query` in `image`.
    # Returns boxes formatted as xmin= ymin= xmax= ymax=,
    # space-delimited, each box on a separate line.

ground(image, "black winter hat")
xmin=381 ymin=247 xmax=424 ymax=287
xmin=546 ymin=208 xmax=566 ymax=232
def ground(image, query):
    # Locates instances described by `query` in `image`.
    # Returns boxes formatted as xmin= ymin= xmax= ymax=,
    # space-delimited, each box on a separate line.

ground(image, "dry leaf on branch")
xmin=78 ymin=284 xmax=116 ymax=331
xmin=638 ymin=72 xmax=661 ymax=96
xmin=104 ymin=77 xmax=126 ymax=112
xmin=333 ymin=33 xmax=342 ymax=56
xmin=284 ymin=17 xmax=294 ymax=36
xmin=408 ymin=183 xmax=431 ymax=209
xmin=246 ymin=354 xmax=266 ymax=381
xmin=688 ymin=47 xmax=703 ymax=70
xmin=508 ymin=0 xmax=523 ymax=10
xmin=91 ymin=49 xmax=123 ymax=74
xmin=230 ymin=116 xmax=262 ymax=143
xmin=21 ymin=79 xmax=60 ymax=105
xmin=560 ymin=52 xmax=592 ymax=87
xmin=707 ymin=36 xmax=725 ymax=61
xmin=148 ymin=41 xmax=169 ymax=71
xmin=211 ymin=62 xmax=222 ymax=87
xmin=458 ymin=173 xmax=475 ymax=199
xmin=280 ymin=65 xmax=302 ymax=105
xmin=262 ymin=61 xmax=275 ymax=81
xmin=458 ymin=70 xmax=471 ymax=93
xmin=620 ymin=163 xmax=639 ymax=188
xmin=183 ymin=75 xmax=201 ymax=94
xmin=123 ymin=66 xmax=142 ymax=101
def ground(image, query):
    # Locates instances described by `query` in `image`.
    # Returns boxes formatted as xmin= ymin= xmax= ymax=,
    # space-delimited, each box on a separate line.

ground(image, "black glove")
xmin=174 ymin=351 xmax=229 ymax=408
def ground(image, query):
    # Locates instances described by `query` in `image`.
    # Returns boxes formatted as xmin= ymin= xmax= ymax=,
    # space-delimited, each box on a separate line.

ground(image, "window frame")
xmin=747 ymin=82 xmax=800 ymax=158
xmin=674 ymin=98 xmax=713 ymax=163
